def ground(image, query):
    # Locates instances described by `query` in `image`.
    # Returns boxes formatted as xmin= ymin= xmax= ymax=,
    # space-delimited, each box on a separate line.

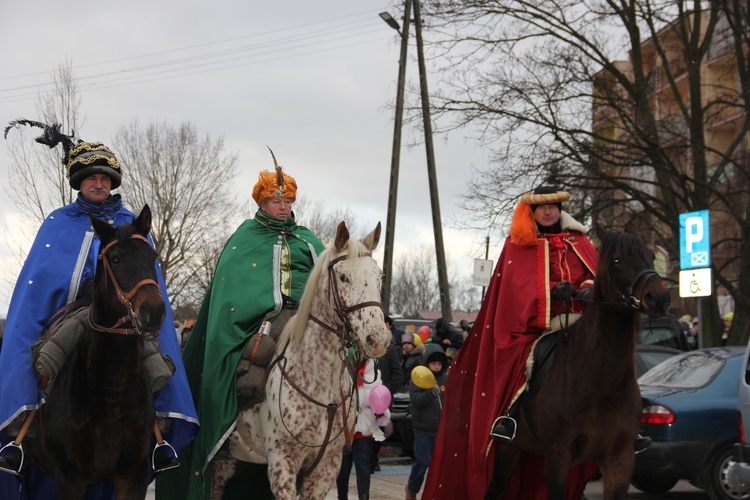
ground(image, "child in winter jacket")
xmin=405 ymin=344 xmax=448 ymax=499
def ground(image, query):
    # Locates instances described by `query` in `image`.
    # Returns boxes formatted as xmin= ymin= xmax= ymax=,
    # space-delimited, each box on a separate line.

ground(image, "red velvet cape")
xmin=422 ymin=232 xmax=599 ymax=499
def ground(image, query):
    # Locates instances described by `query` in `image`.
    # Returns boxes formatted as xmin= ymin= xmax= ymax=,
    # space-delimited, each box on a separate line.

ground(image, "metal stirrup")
xmin=490 ymin=415 xmax=517 ymax=441
xmin=152 ymin=440 xmax=179 ymax=472
xmin=0 ymin=442 xmax=24 ymax=475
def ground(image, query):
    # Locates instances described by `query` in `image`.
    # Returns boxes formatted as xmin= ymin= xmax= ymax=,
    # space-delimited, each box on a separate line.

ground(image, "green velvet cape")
xmin=156 ymin=211 xmax=324 ymax=500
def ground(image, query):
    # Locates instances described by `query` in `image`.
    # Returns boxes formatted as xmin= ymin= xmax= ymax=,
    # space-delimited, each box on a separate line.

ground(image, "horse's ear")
xmin=593 ymin=221 xmax=607 ymax=243
xmin=624 ymin=220 xmax=639 ymax=235
xmin=362 ymin=222 xmax=381 ymax=251
xmin=135 ymin=204 xmax=152 ymax=236
xmin=334 ymin=221 xmax=350 ymax=251
xmin=90 ymin=214 xmax=116 ymax=243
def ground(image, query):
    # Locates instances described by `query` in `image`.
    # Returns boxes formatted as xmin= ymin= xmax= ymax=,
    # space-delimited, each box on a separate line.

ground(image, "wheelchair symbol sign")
xmin=679 ymin=211 xmax=710 ymax=270
xmin=679 ymin=269 xmax=712 ymax=298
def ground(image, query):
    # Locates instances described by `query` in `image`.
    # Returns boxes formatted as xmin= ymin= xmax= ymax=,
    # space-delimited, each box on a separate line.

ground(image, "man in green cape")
xmin=156 ymin=151 xmax=325 ymax=499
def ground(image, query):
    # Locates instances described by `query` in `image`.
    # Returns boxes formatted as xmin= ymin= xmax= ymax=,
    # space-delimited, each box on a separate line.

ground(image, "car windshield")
xmin=639 ymin=327 xmax=681 ymax=349
xmin=638 ymin=351 xmax=726 ymax=388
xmin=638 ymin=350 xmax=678 ymax=374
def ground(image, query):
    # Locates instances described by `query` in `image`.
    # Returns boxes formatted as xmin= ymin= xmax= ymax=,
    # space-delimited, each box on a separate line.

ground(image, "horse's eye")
xmin=110 ymin=255 xmax=121 ymax=265
xmin=339 ymin=273 xmax=349 ymax=283
xmin=613 ymin=258 xmax=620 ymax=264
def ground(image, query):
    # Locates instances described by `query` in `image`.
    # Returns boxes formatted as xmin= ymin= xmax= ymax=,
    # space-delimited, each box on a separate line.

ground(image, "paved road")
xmin=147 ymin=455 xmax=710 ymax=499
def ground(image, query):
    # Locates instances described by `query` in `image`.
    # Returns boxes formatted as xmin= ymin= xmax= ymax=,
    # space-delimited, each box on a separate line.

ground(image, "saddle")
xmin=30 ymin=305 xmax=175 ymax=394
xmin=515 ymin=326 xmax=573 ymax=439
xmin=235 ymin=308 xmax=294 ymax=410
xmin=527 ymin=330 xmax=563 ymax=399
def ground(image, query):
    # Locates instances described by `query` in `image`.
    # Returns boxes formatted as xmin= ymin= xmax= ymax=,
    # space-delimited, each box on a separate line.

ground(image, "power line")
xmin=0 ymin=8 xmax=387 ymax=89
xmin=0 ymin=36 xmax=389 ymax=105
xmin=0 ymin=22 xmax=388 ymax=95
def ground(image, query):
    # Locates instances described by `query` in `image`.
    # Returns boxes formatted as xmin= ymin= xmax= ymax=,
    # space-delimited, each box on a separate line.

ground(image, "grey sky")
xmin=0 ymin=1 xmax=501 ymax=316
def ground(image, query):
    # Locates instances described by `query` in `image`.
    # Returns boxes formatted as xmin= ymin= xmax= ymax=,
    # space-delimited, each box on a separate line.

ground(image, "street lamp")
xmin=379 ymin=2 xmax=411 ymax=315
xmin=379 ymin=12 xmax=401 ymax=32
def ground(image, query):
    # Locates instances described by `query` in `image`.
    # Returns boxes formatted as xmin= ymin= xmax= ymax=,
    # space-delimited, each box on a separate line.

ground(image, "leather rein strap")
xmin=88 ymin=233 xmax=161 ymax=336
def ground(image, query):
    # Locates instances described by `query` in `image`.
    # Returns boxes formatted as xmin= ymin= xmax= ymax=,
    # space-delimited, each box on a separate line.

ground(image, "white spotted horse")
xmin=210 ymin=221 xmax=392 ymax=500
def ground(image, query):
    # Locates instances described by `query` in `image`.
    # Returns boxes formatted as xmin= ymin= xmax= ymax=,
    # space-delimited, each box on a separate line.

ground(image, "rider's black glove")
xmin=551 ymin=281 xmax=573 ymax=301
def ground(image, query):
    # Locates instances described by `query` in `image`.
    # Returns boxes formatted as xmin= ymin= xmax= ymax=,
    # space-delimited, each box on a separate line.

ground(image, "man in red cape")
xmin=422 ymin=186 xmax=600 ymax=499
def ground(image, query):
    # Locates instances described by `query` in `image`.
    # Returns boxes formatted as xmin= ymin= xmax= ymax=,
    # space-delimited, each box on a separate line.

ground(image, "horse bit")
xmin=88 ymin=233 xmax=162 ymax=336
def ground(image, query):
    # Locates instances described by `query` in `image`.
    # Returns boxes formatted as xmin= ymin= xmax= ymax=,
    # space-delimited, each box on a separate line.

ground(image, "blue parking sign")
xmin=679 ymin=210 xmax=710 ymax=270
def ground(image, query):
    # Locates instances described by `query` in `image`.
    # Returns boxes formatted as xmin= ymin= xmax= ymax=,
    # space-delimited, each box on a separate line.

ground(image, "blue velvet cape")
xmin=0 ymin=195 xmax=198 ymax=499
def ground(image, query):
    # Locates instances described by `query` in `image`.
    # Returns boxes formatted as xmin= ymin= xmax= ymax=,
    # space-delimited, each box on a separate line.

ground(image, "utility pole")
xmin=413 ymin=0 xmax=452 ymax=320
xmin=379 ymin=2 xmax=412 ymax=316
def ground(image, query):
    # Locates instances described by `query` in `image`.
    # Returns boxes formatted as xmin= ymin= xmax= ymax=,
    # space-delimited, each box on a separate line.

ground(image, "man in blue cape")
xmin=0 ymin=121 xmax=198 ymax=499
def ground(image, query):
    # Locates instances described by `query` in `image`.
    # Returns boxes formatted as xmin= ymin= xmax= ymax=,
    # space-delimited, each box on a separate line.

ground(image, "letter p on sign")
xmin=685 ymin=216 xmax=703 ymax=253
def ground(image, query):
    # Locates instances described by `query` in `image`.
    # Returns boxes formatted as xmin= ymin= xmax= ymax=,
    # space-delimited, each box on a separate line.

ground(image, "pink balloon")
xmin=369 ymin=385 xmax=392 ymax=414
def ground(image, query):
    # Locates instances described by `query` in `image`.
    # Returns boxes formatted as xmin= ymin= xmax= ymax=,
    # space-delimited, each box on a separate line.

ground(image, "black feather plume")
xmin=4 ymin=119 xmax=77 ymax=156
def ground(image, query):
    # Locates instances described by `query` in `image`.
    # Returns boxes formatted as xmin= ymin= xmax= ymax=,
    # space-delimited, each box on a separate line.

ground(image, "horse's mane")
xmin=279 ymin=236 xmax=369 ymax=349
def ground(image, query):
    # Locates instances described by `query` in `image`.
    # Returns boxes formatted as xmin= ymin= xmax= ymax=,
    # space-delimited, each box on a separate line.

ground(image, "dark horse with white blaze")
xmin=26 ymin=205 xmax=165 ymax=499
xmin=488 ymin=223 xmax=672 ymax=500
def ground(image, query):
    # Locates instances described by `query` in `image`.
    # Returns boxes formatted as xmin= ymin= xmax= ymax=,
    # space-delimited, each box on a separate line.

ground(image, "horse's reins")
xmin=88 ymin=234 xmax=162 ymax=336
xmin=272 ymin=351 xmax=356 ymax=476
xmin=558 ymin=267 xmax=661 ymax=344
xmin=572 ymin=268 xmax=660 ymax=312
xmin=273 ymin=252 xmax=382 ymax=476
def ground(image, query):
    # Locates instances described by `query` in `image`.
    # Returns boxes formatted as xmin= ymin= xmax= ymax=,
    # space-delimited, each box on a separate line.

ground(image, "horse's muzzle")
xmin=137 ymin=301 xmax=166 ymax=331
xmin=365 ymin=328 xmax=390 ymax=358
xmin=643 ymin=289 xmax=671 ymax=316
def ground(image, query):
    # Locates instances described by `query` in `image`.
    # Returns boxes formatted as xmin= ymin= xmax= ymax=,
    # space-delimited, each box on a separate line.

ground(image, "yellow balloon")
xmin=411 ymin=366 xmax=436 ymax=389
xmin=413 ymin=335 xmax=422 ymax=346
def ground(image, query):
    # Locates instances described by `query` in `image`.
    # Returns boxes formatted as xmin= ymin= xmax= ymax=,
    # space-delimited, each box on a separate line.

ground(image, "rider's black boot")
xmin=490 ymin=417 xmax=517 ymax=445
xmin=0 ymin=445 xmax=23 ymax=475
xmin=152 ymin=442 xmax=180 ymax=473
xmin=490 ymin=399 xmax=520 ymax=446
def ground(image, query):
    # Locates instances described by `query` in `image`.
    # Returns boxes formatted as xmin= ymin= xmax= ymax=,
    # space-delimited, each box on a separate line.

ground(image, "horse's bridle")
xmin=274 ymin=251 xmax=383 ymax=476
xmin=88 ymin=233 xmax=162 ymax=336
xmin=621 ymin=268 xmax=661 ymax=311
xmin=309 ymin=253 xmax=383 ymax=351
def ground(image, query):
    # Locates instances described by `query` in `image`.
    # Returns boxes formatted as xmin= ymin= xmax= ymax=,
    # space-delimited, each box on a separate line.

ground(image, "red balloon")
xmin=418 ymin=325 xmax=432 ymax=342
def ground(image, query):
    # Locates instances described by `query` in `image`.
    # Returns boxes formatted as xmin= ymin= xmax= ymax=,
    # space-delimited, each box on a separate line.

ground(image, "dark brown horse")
xmin=28 ymin=205 xmax=165 ymax=499
xmin=489 ymin=223 xmax=672 ymax=500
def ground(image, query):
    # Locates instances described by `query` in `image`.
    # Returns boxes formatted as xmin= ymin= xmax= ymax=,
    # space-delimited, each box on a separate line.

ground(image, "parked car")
xmin=633 ymin=347 xmax=747 ymax=499
xmin=731 ymin=338 xmax=750 ymax=486
xmin=635 ymin=344 xmax=682 ymax=378
xmin=639 ymin=315 xmax=690 ymax=351
xmin=384 ymin=390 xmax=414 ymax=457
